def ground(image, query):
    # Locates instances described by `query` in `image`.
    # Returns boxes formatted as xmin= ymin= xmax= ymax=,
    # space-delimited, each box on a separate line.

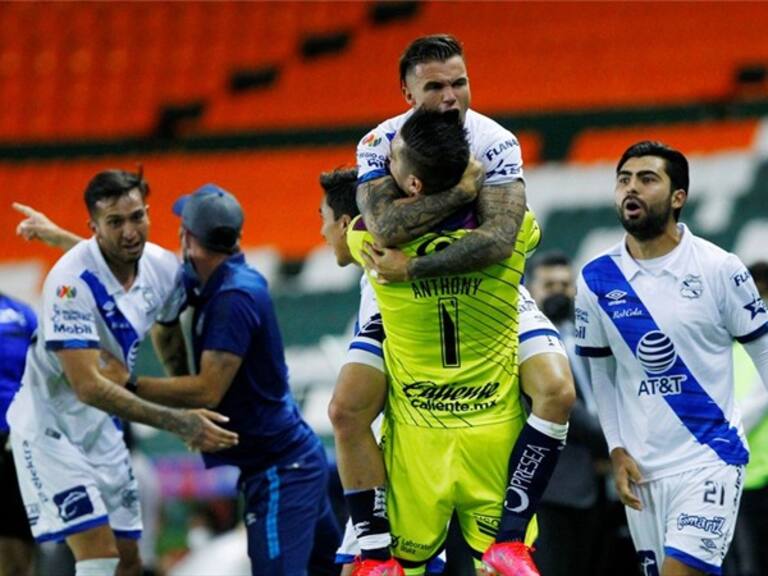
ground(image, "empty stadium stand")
xmin=2 ymin=2 xmax=768 ymax=142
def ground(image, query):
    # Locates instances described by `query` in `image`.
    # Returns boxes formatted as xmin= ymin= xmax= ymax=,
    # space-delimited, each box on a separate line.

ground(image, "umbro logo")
xmin=606 ymin=290 xmax=627 ymax=306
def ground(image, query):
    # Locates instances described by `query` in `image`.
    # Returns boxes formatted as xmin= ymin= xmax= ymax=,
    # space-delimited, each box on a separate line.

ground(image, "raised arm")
xmin=357 ymin=159 xmax=482 ymax=246
xmin=14 ymin=203 xmax=83 ymax=251
xmin=58 ymin=348 xmax=238 ymax=451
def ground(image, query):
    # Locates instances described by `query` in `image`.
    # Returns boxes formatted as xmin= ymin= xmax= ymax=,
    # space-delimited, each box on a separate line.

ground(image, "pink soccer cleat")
xmin=481 ymin=541 xmax=540 ymax=576
xmin=350 ymin=556 xmax=406 ymax=576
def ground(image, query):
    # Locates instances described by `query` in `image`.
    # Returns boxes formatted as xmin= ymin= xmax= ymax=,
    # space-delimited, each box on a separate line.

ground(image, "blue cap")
xmin=172 ymin=184 xmax=244 ymax=252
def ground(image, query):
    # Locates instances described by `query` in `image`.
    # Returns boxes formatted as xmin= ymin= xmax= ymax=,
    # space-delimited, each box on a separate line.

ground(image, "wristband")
xmin=125 ymin=375 xmax=138 ymax=394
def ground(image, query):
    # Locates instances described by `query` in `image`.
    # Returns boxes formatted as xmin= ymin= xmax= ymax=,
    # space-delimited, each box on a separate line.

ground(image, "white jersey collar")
xmin=86 ymin=236 xmax=149 ymax=296
xmin=619 ymin=223 xmax=691 ymax=281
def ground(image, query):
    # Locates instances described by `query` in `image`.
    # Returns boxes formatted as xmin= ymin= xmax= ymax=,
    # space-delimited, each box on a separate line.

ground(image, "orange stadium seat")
xmin=2 ymin=2 xmax=768 ymax=142
xmin=0 ymin=1 xmax=366 ymax=142
xmin=568 ymin=119 xmax=759 ymax=164
xmin=201 ymin=2 xmax=768 ymax=131
xmin=0 ymin=146 xmax=356 ymax=267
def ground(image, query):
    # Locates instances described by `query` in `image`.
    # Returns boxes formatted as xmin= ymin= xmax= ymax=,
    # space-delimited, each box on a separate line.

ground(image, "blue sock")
xmin=496 ymin=414 xmax=567 ymax=542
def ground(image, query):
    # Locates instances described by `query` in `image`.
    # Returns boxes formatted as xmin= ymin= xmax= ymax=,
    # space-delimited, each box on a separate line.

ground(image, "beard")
xmin=617 ymin=197 xmax=673 ymax=241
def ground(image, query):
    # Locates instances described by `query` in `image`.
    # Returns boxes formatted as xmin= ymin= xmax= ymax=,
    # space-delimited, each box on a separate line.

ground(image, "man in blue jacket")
xmin=110 ymin=184 xmax=341 ymax=576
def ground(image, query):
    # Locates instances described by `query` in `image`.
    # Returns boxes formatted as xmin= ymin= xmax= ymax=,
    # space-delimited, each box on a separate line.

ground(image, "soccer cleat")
xmin=350 ymin=556 xmax=406 ymax=576
xmin=480 ymin=541 xmax=539 ymax=576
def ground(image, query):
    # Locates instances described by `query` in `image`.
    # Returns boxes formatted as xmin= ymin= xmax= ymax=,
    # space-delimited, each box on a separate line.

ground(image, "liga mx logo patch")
xmin=56 ymin=285 xmax=77 ymax=299
xmin=362 ymin=132 xmax=381 ymax=147
xmin=53 ymin=485 xmax=94 ymax=522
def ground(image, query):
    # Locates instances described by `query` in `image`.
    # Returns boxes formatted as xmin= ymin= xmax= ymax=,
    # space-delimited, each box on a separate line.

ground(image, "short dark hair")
xmin=399 ymin=34 xmax=464 ymax=84
xmin=749 ymin=261 xmax=768 ymax=293
xmin=617 ymin=140 xmax=689 ymax=221
xmin=84 ymin=169 xmax=149 ymax=216
xmin=527 ymin=250 xmax=572 ymax=279
xmin=319 ymin=168 xmax=359 ymax=220
xmin=399 ymin=108 xmax=469 ymax=194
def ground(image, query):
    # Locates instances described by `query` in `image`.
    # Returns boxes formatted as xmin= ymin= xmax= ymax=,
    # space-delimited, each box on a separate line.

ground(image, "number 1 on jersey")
xmin=438 ymin=297 xmax=461 ymax=368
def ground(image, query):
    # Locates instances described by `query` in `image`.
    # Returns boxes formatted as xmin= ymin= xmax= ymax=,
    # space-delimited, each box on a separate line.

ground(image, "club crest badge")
xmin=680 ymin=274 xmax=703 ymax=299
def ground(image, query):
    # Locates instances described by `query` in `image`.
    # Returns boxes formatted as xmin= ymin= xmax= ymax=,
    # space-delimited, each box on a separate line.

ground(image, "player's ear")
xmin=672 ymin=189 xmax=686 ymax=210
xmin=402 ymin=80 xmax=416 ymax=107
xmin=87 ymin=217 xmax=97 ymax=234
xmin=407 ymin=175 xmax=424 ymax=197
xmin=339 ymin=214 xmax=351 ymax=231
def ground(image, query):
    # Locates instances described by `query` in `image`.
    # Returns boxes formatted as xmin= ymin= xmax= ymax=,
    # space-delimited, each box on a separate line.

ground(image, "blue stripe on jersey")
xmin=358 ymin=169 xmax=388 ymax=185
xmin=736 ymin=322 xmax=768 ymax=344
xmin=335 ymin=553 xmax=355 ymax=565
xmin=113 ymin=529 xmax=142 ymax=540
xmin=664 ymin=546 xmax=722 ymax=575
xmin=575 ymin=345 xmax=613 ymax=357
xmin=583 ymin=255 xmax=748 ymax=465
xmin=355 ymin=314 xmax=384 ymax=340
xmin=520 ymin=328 xmax=561 ymax=343
xmin=79 ymin=270 xmax=140 ymax=370
xmin=348 ymin=341 xmax=383 ymax=357
xmin=266 ymin=466 xmax=280 ymax=559
xmin=34 ymin=515 xmax=110 ymax=543
xmin=46 ymin=340 xmax=99 ymax=351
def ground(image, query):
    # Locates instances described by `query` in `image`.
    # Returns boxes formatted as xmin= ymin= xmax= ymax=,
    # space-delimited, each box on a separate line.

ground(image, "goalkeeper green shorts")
xmin=382 ymin=416 xmax=538 ymax=564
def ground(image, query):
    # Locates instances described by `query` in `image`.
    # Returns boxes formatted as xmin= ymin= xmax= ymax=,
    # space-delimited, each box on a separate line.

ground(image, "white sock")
xmin=75 ymin=558 xmax=119 ymax=576
xmin=528 ymin=413 xmax=569 ymax=440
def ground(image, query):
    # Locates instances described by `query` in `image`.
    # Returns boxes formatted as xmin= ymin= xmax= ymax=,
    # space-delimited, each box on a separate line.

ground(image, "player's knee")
xmin=327 ymin=395 xmax=373 ymax=438
xmin=114 ymin=538 xmax=141 ymax=576
xmin=531 ymin=373 xmax=576 ymax=422
xmin=553 ymin=376 xmax=576 ymax=414
xmin=116 ymin=556 xmax=142 ymax=576
xmin=661 ymin=557 xmax=706 ymax=576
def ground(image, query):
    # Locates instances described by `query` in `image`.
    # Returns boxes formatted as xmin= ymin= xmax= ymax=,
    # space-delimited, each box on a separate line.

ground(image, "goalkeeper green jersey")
xmin=347 ymin=209 xmax=540 ymax=429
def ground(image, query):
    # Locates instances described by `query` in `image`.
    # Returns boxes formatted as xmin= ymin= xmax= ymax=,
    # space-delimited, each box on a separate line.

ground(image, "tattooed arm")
xmin=406 ymin=179 xmax=527 ymax=279
xmin=357 ymin=159 xmax=483 ymax=246
xmin=134 ymin=349 xmax=242 ymax=409
xmin=58 ymin=348 xmax=238 ymax=451
xmin=151 ymin=322 xmax=190 ymax=377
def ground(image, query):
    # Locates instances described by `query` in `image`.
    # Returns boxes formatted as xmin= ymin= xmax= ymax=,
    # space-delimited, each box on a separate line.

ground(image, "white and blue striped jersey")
xmin=357 ymin=108 xmax=524 ymax=187
xmin=575 ymin=224 xmax=768 ymax=480
xmin=8 ymin=237 xmax=183 ymax=453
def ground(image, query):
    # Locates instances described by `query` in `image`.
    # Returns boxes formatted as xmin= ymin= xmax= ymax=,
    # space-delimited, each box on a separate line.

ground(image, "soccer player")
xmin=346 ymin=109 xmax=573 ymax=576
xmin=574 ymin=141 xmax=768 ymax=576
xmin=319 ymin=169 xmax=572 ymax=576
xmin=0 ymin=293 xmax=37 ymax=576
xmin=7 ymin=170 xmax=238 ymax=576
xmin=15 ymin=185 xmax=342 ymax=576
xmin=336 ymin=35 xmax=567 ymax=575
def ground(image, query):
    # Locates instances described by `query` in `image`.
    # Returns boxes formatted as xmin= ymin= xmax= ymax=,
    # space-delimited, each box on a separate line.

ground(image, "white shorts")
xmin=335 ymin=517 xmax=446 ymax=573
xmin=10 ymin=428 xmax=142 ymax=543
xmin=626 ymin=464 xmax=743 ymax=576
